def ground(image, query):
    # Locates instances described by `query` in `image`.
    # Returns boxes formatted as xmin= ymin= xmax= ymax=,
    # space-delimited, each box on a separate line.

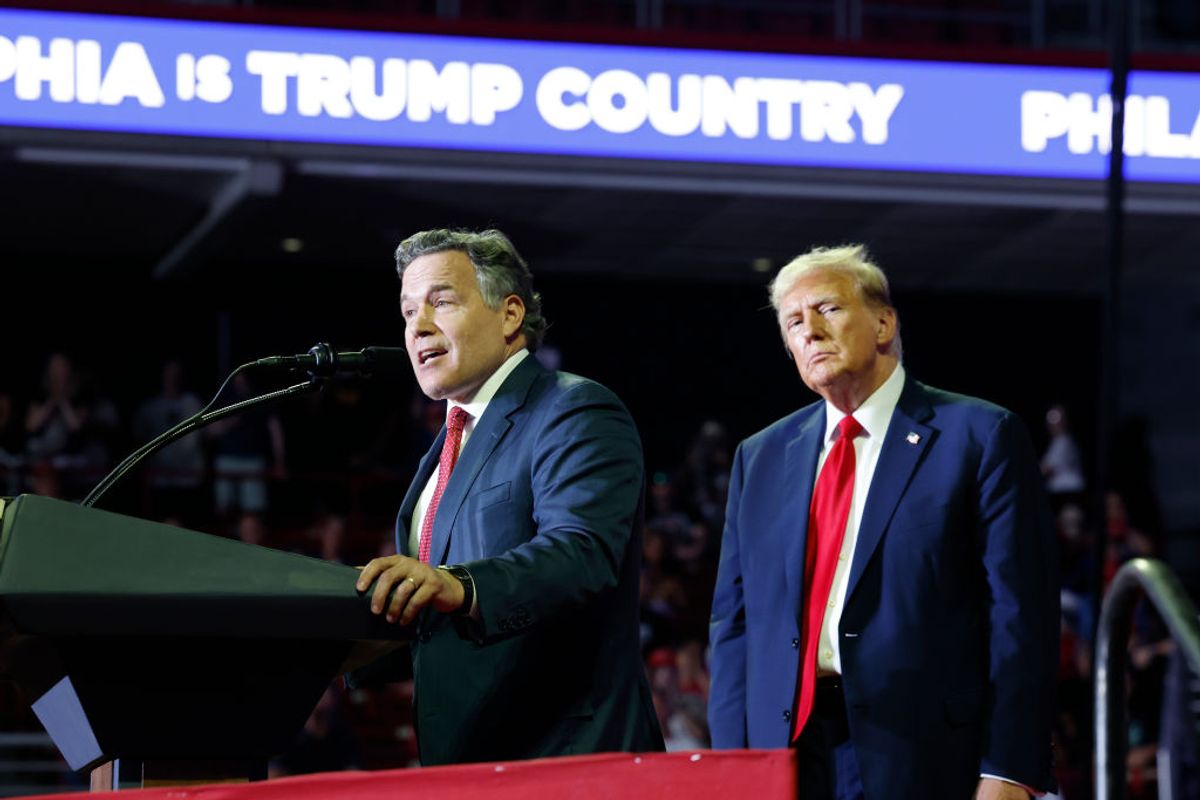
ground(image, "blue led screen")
xmin=1 ymin=8 xmax=1198 ymax=183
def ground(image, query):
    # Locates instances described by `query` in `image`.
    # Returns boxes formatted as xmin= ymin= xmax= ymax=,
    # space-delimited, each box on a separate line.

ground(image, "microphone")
xmin=254 ymin=343 xmax=408 ymax=378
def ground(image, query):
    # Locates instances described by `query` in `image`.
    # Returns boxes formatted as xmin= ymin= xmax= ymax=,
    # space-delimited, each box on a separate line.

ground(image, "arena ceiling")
xmin=3 ymin=123 xmax=1200 ymax=303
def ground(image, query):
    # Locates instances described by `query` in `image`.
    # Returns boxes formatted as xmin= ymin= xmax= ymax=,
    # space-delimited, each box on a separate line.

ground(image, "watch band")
xmin=438 ymin=564 xmax=474 ymax=616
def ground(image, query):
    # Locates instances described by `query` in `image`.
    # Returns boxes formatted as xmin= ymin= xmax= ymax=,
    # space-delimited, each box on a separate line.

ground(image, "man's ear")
xmin=875 ymin=307 xmax=898 ymax=349
xmin=502 ymin=294 xmax=526 ymax=340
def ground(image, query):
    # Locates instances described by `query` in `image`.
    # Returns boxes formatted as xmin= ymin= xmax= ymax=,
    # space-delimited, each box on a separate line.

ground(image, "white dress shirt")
xmin=408 ymin=349 xmax=530 ymax=557
xmin=815 ymin=362 xmax=905 ymax=676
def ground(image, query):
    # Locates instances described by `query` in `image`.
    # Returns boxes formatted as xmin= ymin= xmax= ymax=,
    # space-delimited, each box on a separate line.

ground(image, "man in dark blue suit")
xmin=708 ymin=245 xmax=1057 ymax=800
xmin=356 ymin=228 xmax=663 ymax=765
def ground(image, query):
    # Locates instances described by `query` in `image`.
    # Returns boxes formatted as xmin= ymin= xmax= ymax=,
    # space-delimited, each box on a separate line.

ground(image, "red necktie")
xmin=792 ymin=414 xmax=863 ymax=740
xmin=418 ymin=406 xmax=470 ymax=564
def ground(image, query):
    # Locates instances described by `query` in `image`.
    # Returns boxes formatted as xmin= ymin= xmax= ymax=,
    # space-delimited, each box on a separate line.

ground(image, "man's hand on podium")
xmin=356 ymin=556 xmax=466 ymax=626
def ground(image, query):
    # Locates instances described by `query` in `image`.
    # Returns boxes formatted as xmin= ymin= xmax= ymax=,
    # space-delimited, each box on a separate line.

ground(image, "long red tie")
xmin=418 ymin=406 xmax=470 ymax=564
xmin=792 ymin=414 xmax=862 ymax=740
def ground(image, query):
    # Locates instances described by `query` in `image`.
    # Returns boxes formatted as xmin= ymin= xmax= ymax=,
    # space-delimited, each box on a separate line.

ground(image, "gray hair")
xmin=769 ymin=244 xmax=902 ymax=359
xmin=395 ymin=228 xmax=547 ymax=351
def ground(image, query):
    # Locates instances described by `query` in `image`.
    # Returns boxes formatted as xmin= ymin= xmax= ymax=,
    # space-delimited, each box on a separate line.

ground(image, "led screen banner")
xmin=1 ymin=7 xmax=1199 ymax=183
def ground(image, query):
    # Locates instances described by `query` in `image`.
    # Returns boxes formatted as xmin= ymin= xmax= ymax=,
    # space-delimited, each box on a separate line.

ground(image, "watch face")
xmin=444 ymin=566 xmax=472 ymax=613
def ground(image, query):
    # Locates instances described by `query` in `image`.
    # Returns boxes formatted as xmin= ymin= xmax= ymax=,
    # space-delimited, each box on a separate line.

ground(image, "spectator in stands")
xmin=647 ymin=645 xmax=709 ymax=751
xmin=25 ymin=353 xmax=86 ymax=471
xmin=1056 ymin=502 xmax=1094 ymax=644
xmin=647 ymin=475 xmax=691 ymax=546
xmin=679 ymin=419 xmax=732 ymax=528
xmin=25 ymin=353 xmax=119 ymax=499
xmin=74 ymin=369 xmax=121 ymax=476
xmin=1054 ymin=517 xmax=1093 ymax=800
xmin=646 ymin=451 xmax=720 ymax=642
xmin=676 ymin=639 xmax=710 ymax=701
xmin=640 ymin=525 xmax=688 ymax=651
xmin=1103 ymin=491 xmax=1155 ymax=586
xmin=209 ymin=372 xmax=286 ymax=518
xmin=1100 ymin=489 xmax=1171 ymax=799
xmin=1040 ymin=404 xmax=1086 ymax=512
xmin=134 ymin=359 xmax=205 ymax=523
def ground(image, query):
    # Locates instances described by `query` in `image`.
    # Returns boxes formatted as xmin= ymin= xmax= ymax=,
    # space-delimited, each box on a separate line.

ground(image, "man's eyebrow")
xmin=400 ymin=282 xmax=456 ymax=302
xmin=783 ymin=294 xmax=837 ymax=312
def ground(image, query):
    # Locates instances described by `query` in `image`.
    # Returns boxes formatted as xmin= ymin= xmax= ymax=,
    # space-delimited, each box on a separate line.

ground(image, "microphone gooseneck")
xmin=254 ymin=343 xmax=407 ymax=378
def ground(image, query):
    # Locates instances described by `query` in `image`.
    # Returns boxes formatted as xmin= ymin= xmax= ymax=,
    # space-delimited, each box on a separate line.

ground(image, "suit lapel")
xmin=396 ymin=434 xmax=443 ymax=557
xmin=843 ymin=378 xmax=934 ymax=604
xmin=784 ymin=407 xmax=826 ymax=628
xmin=428 ymin=356 xmax=544 ymax=565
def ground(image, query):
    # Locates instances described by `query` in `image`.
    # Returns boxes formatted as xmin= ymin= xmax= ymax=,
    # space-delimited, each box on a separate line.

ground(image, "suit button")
xmin=419 ymin=631 xmax=432 ymax=643
xmin=782 ymin=709 xmax=791 ymax=721
xmin=791 ymin=638 xmax=799 ymax=649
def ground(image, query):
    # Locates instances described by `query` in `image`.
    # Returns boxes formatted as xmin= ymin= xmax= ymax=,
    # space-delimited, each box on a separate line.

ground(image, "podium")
xmin=0 ymin=494 xmax=410 ymax=788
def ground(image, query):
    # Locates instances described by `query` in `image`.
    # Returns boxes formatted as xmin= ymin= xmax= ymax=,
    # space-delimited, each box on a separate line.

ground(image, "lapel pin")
xmin=906 ymin=432 xmax=921 ymax=445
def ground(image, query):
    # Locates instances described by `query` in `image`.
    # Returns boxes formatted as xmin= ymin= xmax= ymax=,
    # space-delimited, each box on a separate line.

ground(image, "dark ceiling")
xmin=4 ymin=125 xmax=1200 ymax=303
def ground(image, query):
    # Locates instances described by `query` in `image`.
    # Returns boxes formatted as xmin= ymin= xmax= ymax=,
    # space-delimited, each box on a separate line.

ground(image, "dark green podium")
xmin=0 ymin=494 xmax=409 ymax=788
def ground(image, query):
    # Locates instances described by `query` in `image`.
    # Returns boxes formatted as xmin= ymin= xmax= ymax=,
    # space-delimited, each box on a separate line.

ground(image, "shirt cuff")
xmin=980 ymin=773 xmax=1041 ymax=797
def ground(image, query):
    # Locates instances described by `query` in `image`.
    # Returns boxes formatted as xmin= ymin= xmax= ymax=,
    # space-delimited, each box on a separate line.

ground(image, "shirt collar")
xmin=822 ymin=362 xmax=906 ymax=445
xmin=448 ymin=349 xmax=530 ymax=423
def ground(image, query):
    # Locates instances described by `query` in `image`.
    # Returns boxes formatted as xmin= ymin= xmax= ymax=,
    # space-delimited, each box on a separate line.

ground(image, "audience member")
xmin=25 ymin=353 xmax=119 ymax=499
xmin=677 ymin=419 xmax=732 ymax=529
xmin=209 ymin=372 xmax=286 ymax=518
xmin=25 ymin=353 xmax=88 ymax=478
xmin=1041 ymin=404 xmax=1086 ymax=512
xmin=1103 ymin=491 xmax=1156 ymax=586
xmin=134 ymin=359 xmax=205 ymax=522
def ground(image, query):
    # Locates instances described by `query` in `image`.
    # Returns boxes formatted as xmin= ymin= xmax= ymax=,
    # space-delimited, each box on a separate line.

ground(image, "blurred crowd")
xmin=0 ymin=352 xmax=1194 ymax=797
xmin=1040 ymin=405 xmax=1189 ymax=799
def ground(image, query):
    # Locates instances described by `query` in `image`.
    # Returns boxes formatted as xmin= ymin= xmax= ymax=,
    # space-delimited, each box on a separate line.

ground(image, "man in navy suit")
xmin=707 ymin=245 xmax=1057 ymax=799
xmin=355 ymin=228 xmax=662 ymax=765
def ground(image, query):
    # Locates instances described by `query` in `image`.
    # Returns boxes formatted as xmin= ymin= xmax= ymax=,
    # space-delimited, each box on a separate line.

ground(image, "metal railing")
xmin=0 ymin=731 xmax=75 ymax=796
xmin=1095 ymin=558 xmax=1200 ymax=800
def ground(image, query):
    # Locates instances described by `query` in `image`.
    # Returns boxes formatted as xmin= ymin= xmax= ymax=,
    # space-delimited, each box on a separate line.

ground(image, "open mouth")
xmin=418 ymin=348 xmax=447 ymax=365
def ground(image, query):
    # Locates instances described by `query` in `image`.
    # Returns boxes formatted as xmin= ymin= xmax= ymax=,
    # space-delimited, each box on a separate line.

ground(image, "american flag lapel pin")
xmin=906 ymin=432 xmax=921 ymax=445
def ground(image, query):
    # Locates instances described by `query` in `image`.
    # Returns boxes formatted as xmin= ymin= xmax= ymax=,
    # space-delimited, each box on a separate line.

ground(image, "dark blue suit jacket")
xmin=708 ymin=375 xmax=1057 ymax=799
xmin=395 ymin=355 xmax=663 ymax=765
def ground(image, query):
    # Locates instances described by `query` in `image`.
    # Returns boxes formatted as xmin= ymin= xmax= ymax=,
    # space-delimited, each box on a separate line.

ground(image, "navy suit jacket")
xmin=708 ymin=376 xmax=1057 ymax=799
xmin=392 ymin=355 xmax=663 ymax=765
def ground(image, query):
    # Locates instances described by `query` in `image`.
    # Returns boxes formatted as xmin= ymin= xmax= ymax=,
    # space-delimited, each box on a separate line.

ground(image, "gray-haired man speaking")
xmin=354 ymin=228 xmax=663 ymax=765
